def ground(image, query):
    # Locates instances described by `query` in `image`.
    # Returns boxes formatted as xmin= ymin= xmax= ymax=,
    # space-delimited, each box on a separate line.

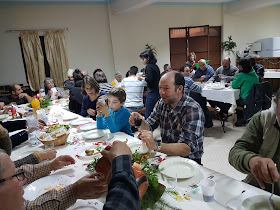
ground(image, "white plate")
xmin=212 ymin=86 xmax=225 ymax=90
xmin=0 ymin=114 xmax=9 ymax=120
xmin=70 ymin=118 xmax=93 ymax=126
xmin=68 ymin=199 xmax=104 ymax=210
xmin=241 ymin=195 xmax=280 ymax=210
xmin=23 ymin=175 xmax=71 ymax=201
xmin=83 ymin=130 xmax=105 ymax=140
xmin=159 ymin=157 xmax=199 ymax=179
xmin=128 ymin=142 xmax=150 ymax=154
xmin=63 ymin=114 xmax=78 ymax=121
xmin=17 ymin=148 xmax=43 ymax=159
xmin=79 ymin=123 xmax=97 ymax=131
xmin=76 ymin=145 xmax=104 ymax=160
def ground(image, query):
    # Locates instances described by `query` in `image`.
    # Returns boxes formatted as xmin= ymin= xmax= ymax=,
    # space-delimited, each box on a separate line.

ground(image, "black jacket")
xmin=69 ymin=80 xmax=83 ymax=114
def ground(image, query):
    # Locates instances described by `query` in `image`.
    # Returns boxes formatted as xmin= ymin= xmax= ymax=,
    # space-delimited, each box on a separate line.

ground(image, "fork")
xmin=269 ymin=182 xmax=275 ymax=210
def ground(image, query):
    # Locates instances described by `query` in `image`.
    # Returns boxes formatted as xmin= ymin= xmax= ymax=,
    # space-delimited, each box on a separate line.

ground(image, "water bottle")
xmin=39 ymin=87 xmax=45 ymax=99
xmin=26 ymin=110 xmax=38 ymax=129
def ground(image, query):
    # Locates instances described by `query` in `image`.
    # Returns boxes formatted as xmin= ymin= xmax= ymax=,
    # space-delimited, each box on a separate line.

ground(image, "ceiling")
xmin=0 ymin=0 xmax=279 ymax=15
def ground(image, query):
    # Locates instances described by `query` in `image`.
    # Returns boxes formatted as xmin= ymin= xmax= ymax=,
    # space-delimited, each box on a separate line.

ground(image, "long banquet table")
xmin=9 ymin=103 xmax=275 ymax=210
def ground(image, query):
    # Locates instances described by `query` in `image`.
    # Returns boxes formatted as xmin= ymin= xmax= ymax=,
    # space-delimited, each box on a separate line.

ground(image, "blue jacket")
xmin=97 ymin=106 xmax=134 ymax=136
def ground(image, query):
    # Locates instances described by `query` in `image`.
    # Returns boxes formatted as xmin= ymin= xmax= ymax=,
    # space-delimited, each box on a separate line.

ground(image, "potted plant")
xmin=221 ymin=36 xmax=237 ymax=55
xmin=145 ymin=43 xmax=157 ymax=55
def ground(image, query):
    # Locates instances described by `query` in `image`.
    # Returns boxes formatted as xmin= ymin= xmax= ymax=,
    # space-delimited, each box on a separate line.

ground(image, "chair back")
xmin=243 ymin=82 xmax=272 ymax=121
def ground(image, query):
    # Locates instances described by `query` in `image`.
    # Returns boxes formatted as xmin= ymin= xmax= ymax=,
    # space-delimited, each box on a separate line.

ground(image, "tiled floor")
xmin=202 ymin=117 xmax=247 ymax=181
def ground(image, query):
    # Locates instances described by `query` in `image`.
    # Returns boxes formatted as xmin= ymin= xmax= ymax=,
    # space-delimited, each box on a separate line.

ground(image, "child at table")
xmin=96 ymin=88 xmax=133 ymax=136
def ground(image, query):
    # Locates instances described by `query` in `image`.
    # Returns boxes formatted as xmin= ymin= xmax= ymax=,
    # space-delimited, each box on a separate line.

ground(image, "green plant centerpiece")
xmin=221 ymin=36 xmax=237 ymax=55
xmin=28 ymin=99 xmax=52 ymax=108
xmin=87 ymin=150 xmax=180 ymax=210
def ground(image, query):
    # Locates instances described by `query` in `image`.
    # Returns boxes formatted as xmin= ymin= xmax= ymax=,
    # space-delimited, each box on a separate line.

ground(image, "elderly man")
xmin=160 ymin=64 xmax=172 ymax=77
xmin=229 ymin=88 xmax=280 ymax=195
xmin=193 ymin=59 xmax=214 ymax=83
xmin=130 ymin=71 xmax=204 ymax=164
xmin=0 ymin=84 xmax=32 ymax=105
xmin=0 ymin=141 xmax=140 ymax=209
xmin=208 ymin=57 xmax=238 ymax=119
xmin=211 ymin=57 xmax=238 ymax=83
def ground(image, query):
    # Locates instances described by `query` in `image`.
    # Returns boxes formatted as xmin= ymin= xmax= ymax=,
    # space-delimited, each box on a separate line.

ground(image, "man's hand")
xmin=200 ymin=75 xmax=206 ymax=81
xmin=18 ymin=93 xmax=27 ymax=99
xmin=129 ymin=112 xmax=144 ymax=126
xmin=0 ymin=102 xmax=4 ymax=109
xmin=139 ymin=130 xmax=157 ymax=151
xmin=87 ymin=108 xmax=96 ymax=117
xmin=50 ymin=155 xmax=75 ymax=171
xmin=73 ymin=173 xmax=108 ymax=199
xmin=218 ymin=74 xmax=225 ymax=78
xmin=38 ymin=119 xmax=47 ymax=129
xmin=101 ymin=141 xmax=132 ymax=162
xmin=36 ymin=148 xmax=57 ymax=161
xmin=249 ymin=156 xmax=280 ymax=189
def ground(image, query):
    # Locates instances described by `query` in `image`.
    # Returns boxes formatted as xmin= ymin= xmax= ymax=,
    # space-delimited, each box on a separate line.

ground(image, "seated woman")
xmin=0 ymin=123 xmax=56 ymax=167
xmin=69 ymin=69 xmax=84 ymax=114
xmin=44 ymin=77 xmax=66 ymax=100
xmin=93 ymin=69 xmax=114 ymax=93
xmin=232 ymin=58 xmax=259 ymax=126
xmin=179 ymin=65 xmax=203 ymax=96
xmin=81 ymin=76 xmax=107 ymax=119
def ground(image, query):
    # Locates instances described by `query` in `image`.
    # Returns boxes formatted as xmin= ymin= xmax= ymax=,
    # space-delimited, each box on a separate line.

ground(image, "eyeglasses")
xmin=0 ymin=169 xmax=25 ymax=184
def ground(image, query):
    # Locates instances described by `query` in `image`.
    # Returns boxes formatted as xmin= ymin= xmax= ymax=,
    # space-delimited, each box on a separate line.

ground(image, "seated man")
xmin=0 ymin=141 xmax=140 ymax=209
xmin=179 ymin=65 xmax=203 ymax=96
xmin=0 ymin=84 xmax=32 ymax=105
xmin=208 ymin=57 xmax=238 ymax=119
xmin=160 ymin=64 xmax=172 ymax=77
xmin=130 ymin=72 xmax=204 ymax=164
xmin=248 ymin=57 xmax=264 ymax=83
xmin=229 ymin=89 xmax=280 ymax=195
xmin=191 ymin=59 xmax=215 ymax=128
xmin=120 ymin=66 xmax=147 ymax=112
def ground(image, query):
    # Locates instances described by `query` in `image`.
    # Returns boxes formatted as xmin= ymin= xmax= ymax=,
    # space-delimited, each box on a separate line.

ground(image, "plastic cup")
xmin=134 ymin=118 xmax=142 ymax=128
xmin=200 ymin=178 xmax=216 ymax=202
xmin=164 ymin=174 xmax=177 ymax=189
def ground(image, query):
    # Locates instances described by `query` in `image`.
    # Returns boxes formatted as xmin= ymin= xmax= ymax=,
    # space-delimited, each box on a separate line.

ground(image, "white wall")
xmin=223 ymin=6 xmax=280 ymax=63
xmin=0 ymin=5 xmax=115 ymax=86
xmin=109 ymin=5 xmax=223 ymax=74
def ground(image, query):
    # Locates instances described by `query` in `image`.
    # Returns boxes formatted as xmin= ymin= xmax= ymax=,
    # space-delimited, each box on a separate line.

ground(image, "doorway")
xmin=169 ymin=25 xmax=221 ymax=71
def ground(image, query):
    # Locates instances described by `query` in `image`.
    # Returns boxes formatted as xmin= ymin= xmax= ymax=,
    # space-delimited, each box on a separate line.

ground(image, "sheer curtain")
xmin=20 ymin=31 xmax=45 ymax=91
xmin=44 ymin=30 xmax=69 ymax=87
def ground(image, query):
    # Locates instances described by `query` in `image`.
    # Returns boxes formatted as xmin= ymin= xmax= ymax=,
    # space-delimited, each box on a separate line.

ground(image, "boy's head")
xmin=108 ymin=88 xmax=126 ymax=112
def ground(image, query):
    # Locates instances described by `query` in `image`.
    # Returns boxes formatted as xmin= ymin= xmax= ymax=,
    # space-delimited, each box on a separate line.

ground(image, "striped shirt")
xmin=120 ymin=77 xmax=146 ymax=108
xmin=146 ymin=94 xmax=205 ymax=160
xmin=99 ymin=83 xmax=114 ymax=93
xmin=184 ymin=76 xmax=204 ymax=96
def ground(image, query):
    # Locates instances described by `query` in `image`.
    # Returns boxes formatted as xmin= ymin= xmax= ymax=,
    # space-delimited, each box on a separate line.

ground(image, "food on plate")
xmin=44 ymin=183 xmax=64 ymax=192
xmin=48 ymin=124 xmax=69 ymax=133
xmin=85 ymin=149 xmax=100 ymax=156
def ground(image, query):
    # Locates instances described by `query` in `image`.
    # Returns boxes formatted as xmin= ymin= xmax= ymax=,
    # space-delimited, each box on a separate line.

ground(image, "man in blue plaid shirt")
xmin=130 ymin=71 xmax=205 ymax=164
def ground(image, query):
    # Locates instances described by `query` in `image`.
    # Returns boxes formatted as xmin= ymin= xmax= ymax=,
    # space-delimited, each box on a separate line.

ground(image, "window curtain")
xmin=44 ymin=30 xmax=69 ymax=87
xmin=20 ymin=31 xmax=45 ymax=91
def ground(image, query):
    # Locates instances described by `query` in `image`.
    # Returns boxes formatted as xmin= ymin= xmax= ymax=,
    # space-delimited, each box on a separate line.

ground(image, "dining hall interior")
xmin=1 ymin=0 xmax=280 ymax=209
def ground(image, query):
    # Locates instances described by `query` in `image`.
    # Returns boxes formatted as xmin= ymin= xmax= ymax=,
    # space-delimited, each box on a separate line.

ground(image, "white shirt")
xmin=120 ymin=76 xmax=147 ymax=108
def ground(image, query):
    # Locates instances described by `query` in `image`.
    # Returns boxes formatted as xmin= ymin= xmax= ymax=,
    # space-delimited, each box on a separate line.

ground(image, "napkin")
xmin=225 ymin=188 xmax=260 ymax=210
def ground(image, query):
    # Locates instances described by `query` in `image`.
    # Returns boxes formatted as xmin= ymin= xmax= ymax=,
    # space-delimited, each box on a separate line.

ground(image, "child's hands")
xmin=97 ymin=103 xmax=110 ymax=117
xmin=87 ymin=108 xmax=96 ymax=116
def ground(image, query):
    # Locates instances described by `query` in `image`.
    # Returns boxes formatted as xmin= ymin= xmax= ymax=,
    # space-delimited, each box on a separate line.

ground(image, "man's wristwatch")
xmin=154 ymin=139 xmax=162 ymax=151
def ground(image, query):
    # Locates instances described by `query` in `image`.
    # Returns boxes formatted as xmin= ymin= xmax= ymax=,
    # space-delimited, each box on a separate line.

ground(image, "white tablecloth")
xmin=10 ymin=108 xmax=274 ymax=209
xmin=201 ymin=86 xmax=240 ymax=106
xmin=264 ymin=70 xmax=280 ymax=78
